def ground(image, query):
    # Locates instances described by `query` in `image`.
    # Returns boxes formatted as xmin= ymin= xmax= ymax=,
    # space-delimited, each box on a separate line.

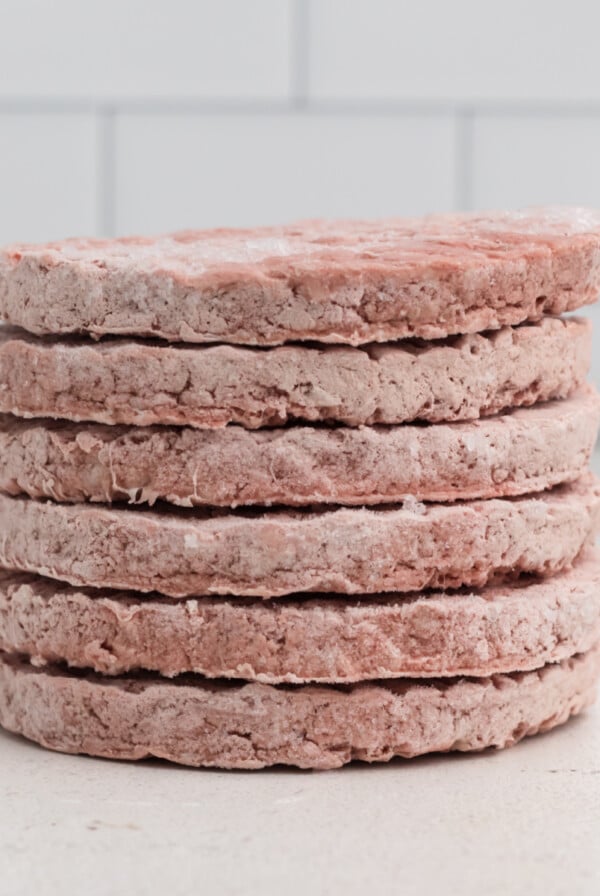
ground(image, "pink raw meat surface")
xmin=1 ymin=552 xmax=599 ymax=683
xmin=1 ymin=208 xmax=600 ymax=345
xmin=0 ymin=647 xmax=597 ymax=769
xmin=0 ymin=387 xmax=597 ymax=509
xmin=0 ymin=317 xmax=590 ymax=428
xmin=0 ymin=477 xmax=598 ymax=598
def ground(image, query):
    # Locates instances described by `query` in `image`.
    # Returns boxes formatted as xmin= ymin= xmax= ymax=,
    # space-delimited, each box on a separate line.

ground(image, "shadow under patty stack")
xmin=0 ymin=208 xmax=600 ymax=770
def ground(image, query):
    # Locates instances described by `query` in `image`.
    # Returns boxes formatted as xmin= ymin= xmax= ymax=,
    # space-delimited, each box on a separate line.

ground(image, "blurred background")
xmin=1 ymin=0 xmax=599 ymax=375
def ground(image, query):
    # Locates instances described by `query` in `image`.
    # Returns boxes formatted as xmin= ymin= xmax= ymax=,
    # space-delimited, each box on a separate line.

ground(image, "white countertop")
xmin=1 ymin=704 xmax=599 ymax=896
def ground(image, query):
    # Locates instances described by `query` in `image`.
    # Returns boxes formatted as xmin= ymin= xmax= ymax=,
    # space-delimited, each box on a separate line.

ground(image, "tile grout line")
xmin=96 ymin=106 xmax=116 ymax=236
xmin=3 ymin=98 xmax=600 ymax=116
xmin=454 ymin=109 xmax=474 ymax=211
xmin=290 ymin=0 xmax=310 ymax=108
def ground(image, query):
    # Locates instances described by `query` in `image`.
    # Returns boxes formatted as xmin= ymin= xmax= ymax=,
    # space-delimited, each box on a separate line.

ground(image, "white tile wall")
xmin=308 ymin=0 xmax=600 ymax=103
xmin=471 ymin=116 xmax=600 ymax=209
xmin=0 ymin=113 xmax=99 ymax=244
xmin=0 ymin=0 xmax=292 ymax=100
xmin=115 ymin=112 xmax=456 ymax=232
xmin=0 ymin=0 xmax=600 ymax=385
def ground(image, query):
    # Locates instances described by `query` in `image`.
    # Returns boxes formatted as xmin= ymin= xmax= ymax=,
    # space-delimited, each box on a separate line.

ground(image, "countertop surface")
xmin=1 ymin=704 xmax=599 ymax=896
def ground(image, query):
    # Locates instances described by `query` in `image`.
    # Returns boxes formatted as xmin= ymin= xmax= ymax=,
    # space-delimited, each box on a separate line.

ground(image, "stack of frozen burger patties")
xmin=0 ymin=208 xmax=599 ymax=770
